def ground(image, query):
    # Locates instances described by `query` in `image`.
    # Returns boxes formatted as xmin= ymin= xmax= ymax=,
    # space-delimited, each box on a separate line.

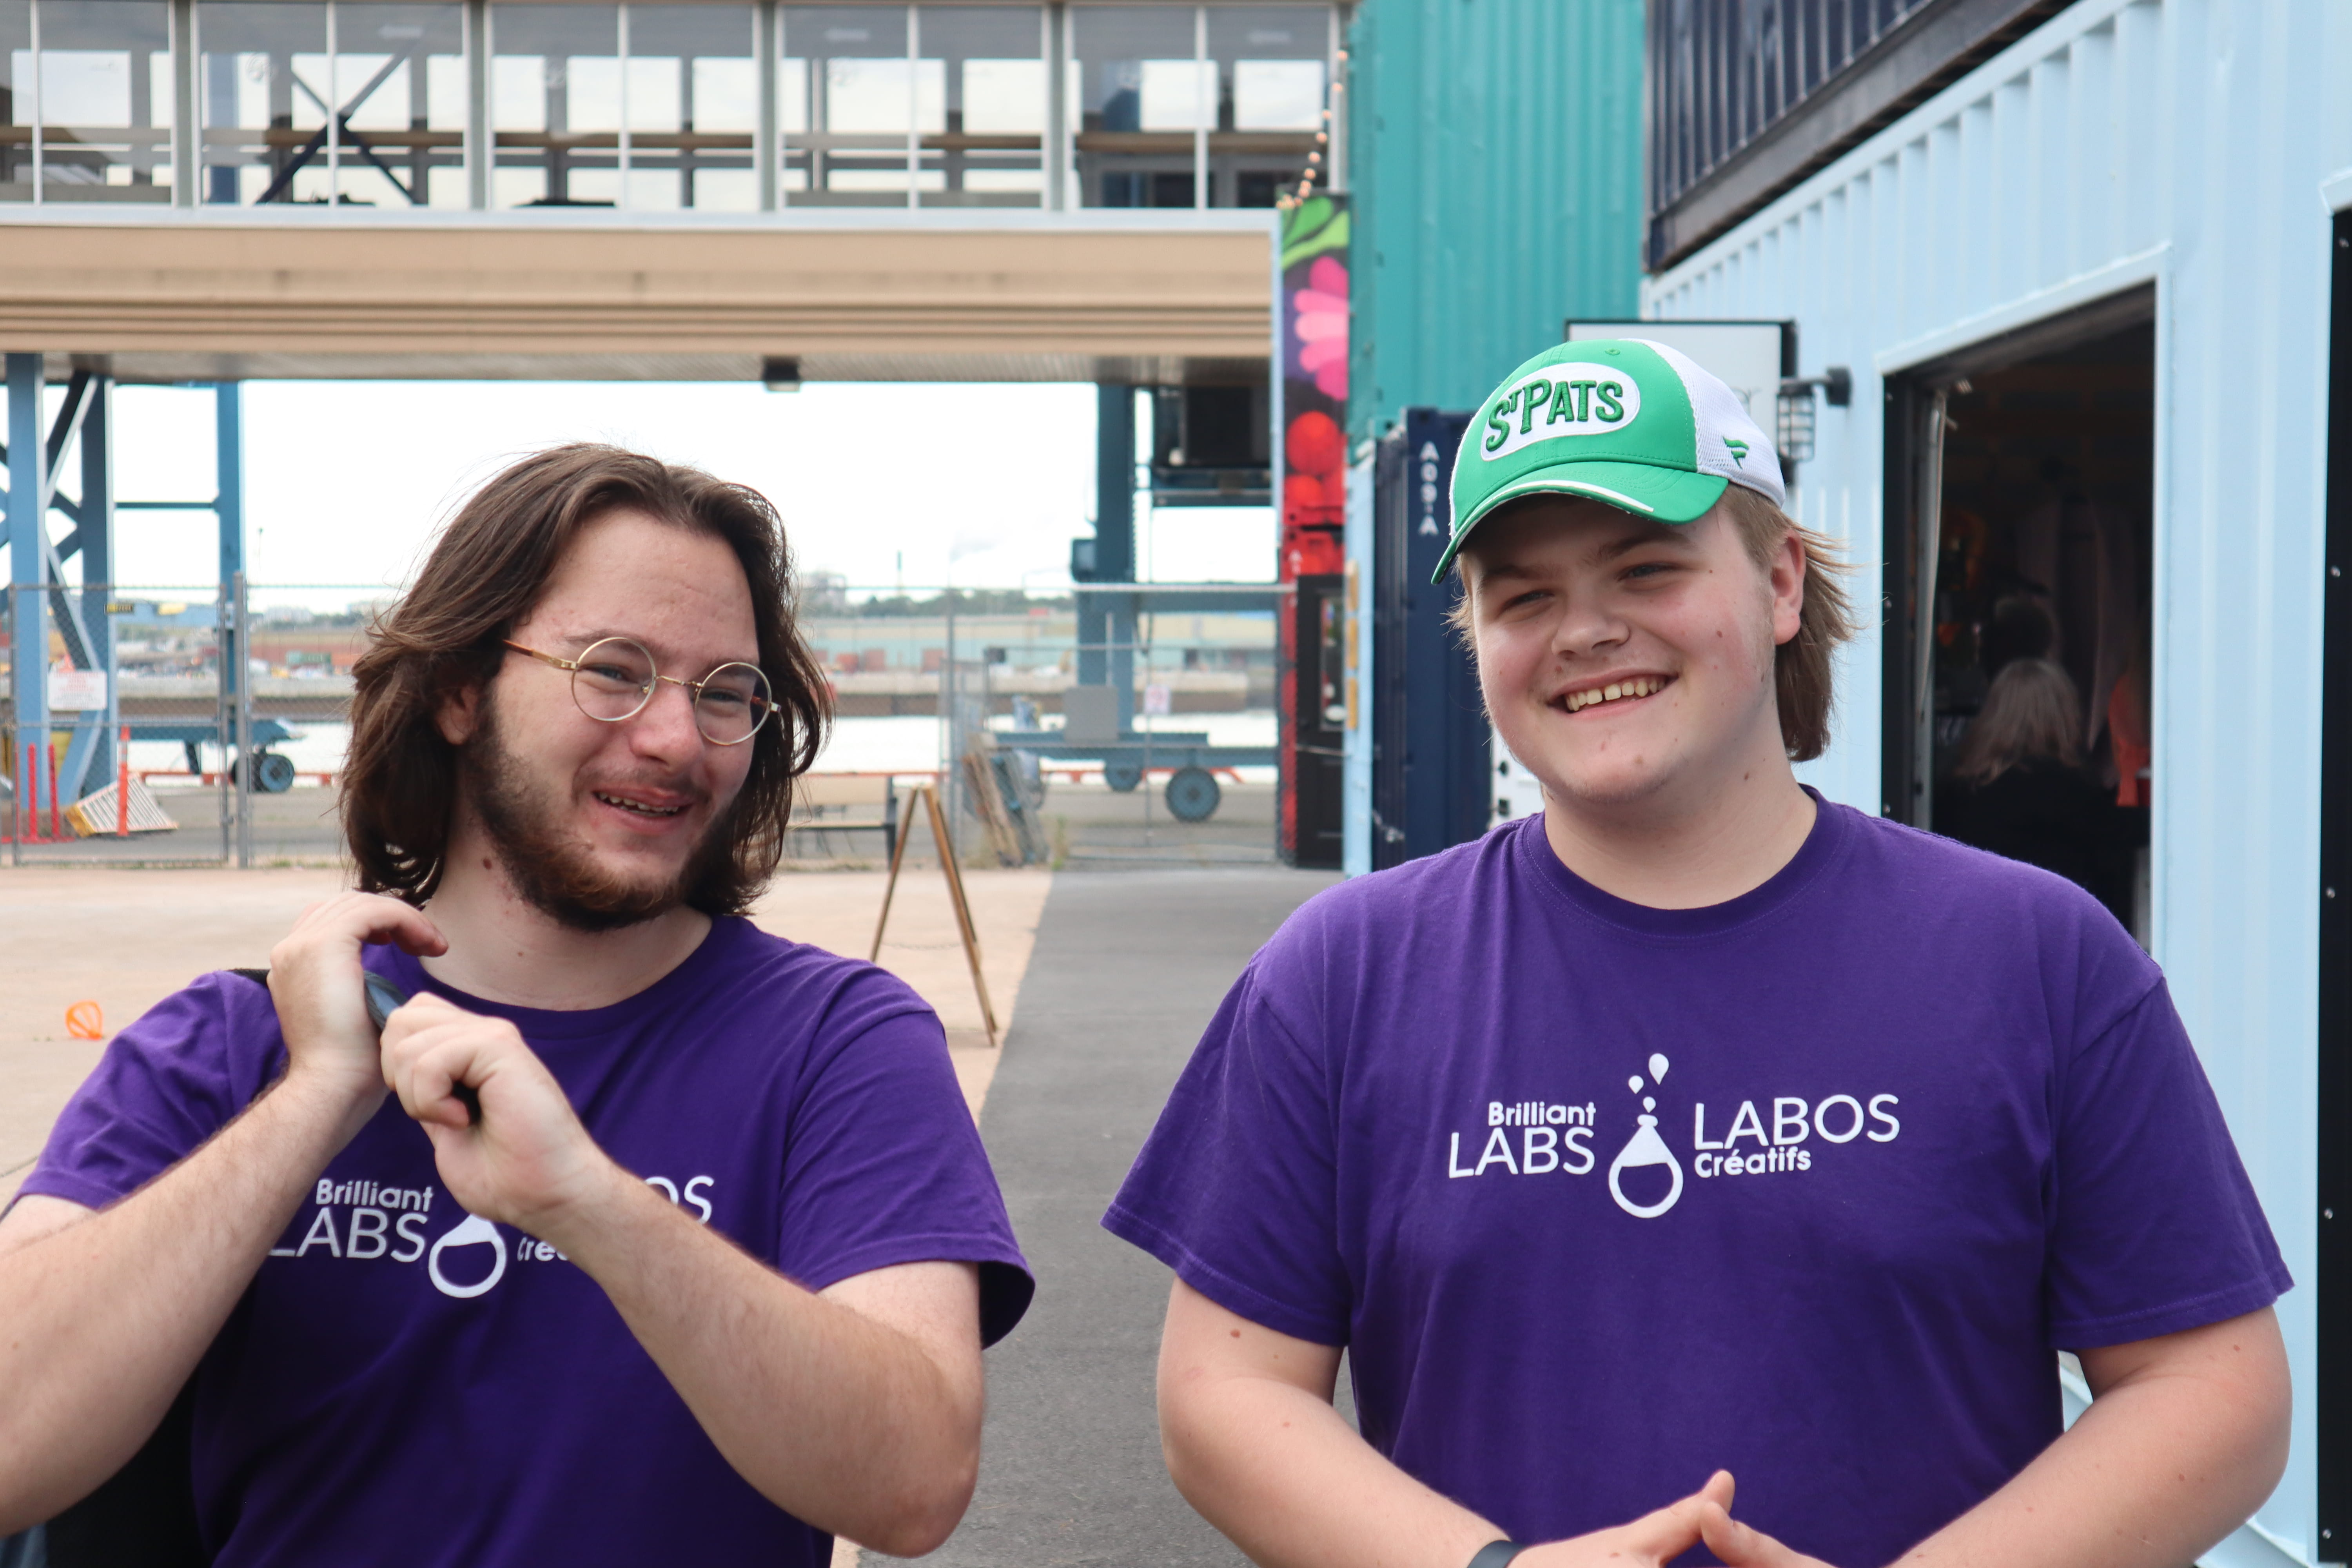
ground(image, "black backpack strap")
xmin=224 ymin=968 xmax=269 ymax=989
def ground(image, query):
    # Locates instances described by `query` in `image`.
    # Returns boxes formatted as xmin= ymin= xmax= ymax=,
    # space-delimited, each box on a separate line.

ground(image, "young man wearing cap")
xmin=1105 ymin=341 xmax=2290 ymax=1568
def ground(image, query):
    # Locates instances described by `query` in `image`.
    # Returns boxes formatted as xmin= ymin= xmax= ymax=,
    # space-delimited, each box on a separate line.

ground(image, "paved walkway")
xmin=912 ymin=868 xmax=1339 ymax=1568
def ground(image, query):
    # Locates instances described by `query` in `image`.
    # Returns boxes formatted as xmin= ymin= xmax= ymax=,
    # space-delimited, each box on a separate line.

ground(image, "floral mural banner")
xmin=1279 ymin=194 xmax=1349 ymax=575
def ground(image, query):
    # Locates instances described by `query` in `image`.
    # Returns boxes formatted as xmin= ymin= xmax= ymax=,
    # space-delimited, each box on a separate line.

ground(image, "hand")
xmin=267 ymin=893 xmax=446 ymax=1106
xmin=378 ymin=993 xmax=616 ymax=1236
xmin=1698 ymin=1500 xmax=1839 ymax=1568
xmin=1515 ymin=1471 xmax=1738 ymax=1568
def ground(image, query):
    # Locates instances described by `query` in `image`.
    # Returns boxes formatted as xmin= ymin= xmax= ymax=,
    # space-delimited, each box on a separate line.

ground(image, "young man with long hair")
xmin=0 ymin=446 xmax=1030 ymax=1564
xmin=1107 ymin=341 xmax=2289 ymax=1568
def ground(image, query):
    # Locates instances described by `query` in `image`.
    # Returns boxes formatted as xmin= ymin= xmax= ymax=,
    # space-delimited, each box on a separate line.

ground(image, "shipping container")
xmin=1343 ymin=0 xmax=1646 ymax=442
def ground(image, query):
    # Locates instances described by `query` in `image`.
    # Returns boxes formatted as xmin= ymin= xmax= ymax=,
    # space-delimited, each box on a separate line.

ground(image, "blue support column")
xmin=216 ymin=381 xmax=245 ymax=582
xmin=216 ymin=381 xmax=246 ymax=755
xmin=7 ymin=354 xmax=49 ymax=818
xmin=59 ymin=375 xmax=116 ymax=797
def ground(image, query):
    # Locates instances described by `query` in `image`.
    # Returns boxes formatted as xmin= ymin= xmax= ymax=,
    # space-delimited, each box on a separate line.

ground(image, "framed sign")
xmin=1564 ymin=318 xmax=1795 ymax=431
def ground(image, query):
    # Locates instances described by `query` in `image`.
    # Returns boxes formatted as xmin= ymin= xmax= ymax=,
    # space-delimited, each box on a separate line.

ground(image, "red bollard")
xmin=48 ymin=745 xmax=61 ymax=843
xmin=117 ymin=726 xmax=131 ymax=837
xmin=22 ymin=742 xmax=37 ymax=844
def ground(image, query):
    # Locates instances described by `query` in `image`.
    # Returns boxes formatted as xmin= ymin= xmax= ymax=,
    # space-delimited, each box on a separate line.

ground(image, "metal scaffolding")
xmin=4 ymin=357 xmax=252 ymax=862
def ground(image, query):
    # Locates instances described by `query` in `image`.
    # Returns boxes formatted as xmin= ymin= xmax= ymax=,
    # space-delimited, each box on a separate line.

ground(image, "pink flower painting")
xmin=1291 ymin=254 xmax=1349 ymax=403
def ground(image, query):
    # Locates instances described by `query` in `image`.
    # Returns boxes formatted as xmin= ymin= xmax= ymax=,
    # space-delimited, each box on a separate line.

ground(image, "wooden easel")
xmin=870 ymin=784 xmax=1000 ymax=1047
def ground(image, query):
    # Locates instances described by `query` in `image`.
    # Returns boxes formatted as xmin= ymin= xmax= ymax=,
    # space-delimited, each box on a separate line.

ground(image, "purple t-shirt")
xmin=23 ymin=915 xmax=1031 ymax=1568
xmin=1105 ymin=800 xmax=2287 ymax=1567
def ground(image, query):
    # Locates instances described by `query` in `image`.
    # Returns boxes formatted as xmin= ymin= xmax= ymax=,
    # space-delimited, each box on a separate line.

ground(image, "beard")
xmin=457 ymin=690 xmax=735 ymax=933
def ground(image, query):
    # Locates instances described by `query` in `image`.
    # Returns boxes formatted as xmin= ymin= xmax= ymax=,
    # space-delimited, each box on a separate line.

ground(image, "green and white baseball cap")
xmin=1434 ymin=338 xmax=1785 ymax=583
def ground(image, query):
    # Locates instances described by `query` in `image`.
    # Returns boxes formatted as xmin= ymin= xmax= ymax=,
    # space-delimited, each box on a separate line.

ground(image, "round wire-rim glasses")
xmin=503 ymin=637 xmax=776 ymax=747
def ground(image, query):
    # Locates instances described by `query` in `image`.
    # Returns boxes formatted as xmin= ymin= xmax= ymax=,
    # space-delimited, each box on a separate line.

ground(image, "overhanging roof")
xmin=0 ymin=207 xmax=1278 ymax=383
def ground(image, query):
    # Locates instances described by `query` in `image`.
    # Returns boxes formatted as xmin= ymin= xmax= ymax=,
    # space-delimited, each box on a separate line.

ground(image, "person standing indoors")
xmin=0 ymin=446 xmax=1031 ymax=1565
xmin=1105 ymin=342 xmax=2288 ymax=1568
xmin=1935 ymin=656 xmax=2138 ymax=928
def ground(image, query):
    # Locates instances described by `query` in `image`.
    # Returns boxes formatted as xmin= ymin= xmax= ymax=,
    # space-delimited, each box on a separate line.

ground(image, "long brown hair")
xmin=341 ymin=444 xmax=831 ymax=910
xmin=1953 ymin=657 xmax=2083 ymax=785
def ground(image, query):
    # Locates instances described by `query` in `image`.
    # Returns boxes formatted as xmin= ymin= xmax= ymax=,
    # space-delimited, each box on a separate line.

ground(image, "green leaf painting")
xmin=1281 ymin=196 xmax=1350 ymax=273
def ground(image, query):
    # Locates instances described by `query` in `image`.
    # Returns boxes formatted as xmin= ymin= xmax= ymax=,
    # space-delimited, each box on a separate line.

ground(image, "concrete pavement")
xmin=908 ymin=868 xmax=1339 ymax=1568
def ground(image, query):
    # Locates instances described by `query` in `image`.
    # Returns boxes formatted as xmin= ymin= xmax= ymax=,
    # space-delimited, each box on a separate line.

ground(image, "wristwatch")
xmin=1466 ymin=1542 xmax=1525 ymax=1568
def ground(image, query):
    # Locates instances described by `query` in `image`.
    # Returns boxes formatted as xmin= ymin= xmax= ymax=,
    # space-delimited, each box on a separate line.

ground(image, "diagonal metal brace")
xmin=258 ymin=41 xmax=431 ymax=205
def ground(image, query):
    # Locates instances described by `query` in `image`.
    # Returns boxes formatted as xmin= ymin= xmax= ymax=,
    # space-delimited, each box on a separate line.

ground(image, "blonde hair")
xmin=1450 ymin=484 xmax=1858 ymax=762
xmin=1953 ymin=657 xmax=2084 ymax=785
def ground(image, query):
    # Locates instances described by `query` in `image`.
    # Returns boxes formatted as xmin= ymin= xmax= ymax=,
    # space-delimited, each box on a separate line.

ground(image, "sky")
xmin=94 ymin=381 xmax=1277 ymax=607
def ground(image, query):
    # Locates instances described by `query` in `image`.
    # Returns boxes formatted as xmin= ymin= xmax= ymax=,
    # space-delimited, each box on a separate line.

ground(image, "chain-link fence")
xmin=3 ymin=581 xmax=1285 ymax=872
xmin=817 ymin=586 xmax=1282 ymax=869
xmin=6 ymin=580 xmax=245 ymax=867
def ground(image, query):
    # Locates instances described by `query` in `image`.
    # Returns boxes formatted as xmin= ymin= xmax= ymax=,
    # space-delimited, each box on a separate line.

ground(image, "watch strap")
xmin=1466 ymin=1542 xmax=1526 ymax=1568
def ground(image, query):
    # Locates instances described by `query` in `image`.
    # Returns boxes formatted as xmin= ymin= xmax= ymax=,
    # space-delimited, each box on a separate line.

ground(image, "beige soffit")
xmin=0 ymin=209 xmax=1277 ymax=381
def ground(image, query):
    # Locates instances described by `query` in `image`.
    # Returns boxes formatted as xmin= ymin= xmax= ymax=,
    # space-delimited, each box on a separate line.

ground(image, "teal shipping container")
xmin=1343 ymin=0 xmax=1646 ymax=443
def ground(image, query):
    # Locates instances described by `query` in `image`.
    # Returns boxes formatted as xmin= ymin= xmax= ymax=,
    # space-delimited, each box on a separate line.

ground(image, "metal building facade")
xmin=1645 ymin=0 xmax=2350 ymax=1558
xmin=1343 ymin=0 xmax=1645 ymax=442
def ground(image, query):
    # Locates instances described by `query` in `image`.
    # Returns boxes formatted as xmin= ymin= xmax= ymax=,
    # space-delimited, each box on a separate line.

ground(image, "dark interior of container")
xmin=1926 ymin=320 xmax=2155 ymax=939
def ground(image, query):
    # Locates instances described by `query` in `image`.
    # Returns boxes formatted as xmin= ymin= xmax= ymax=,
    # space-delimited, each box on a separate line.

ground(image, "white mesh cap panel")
xmin=1633 ymin=338 xmax=1786 ymax=508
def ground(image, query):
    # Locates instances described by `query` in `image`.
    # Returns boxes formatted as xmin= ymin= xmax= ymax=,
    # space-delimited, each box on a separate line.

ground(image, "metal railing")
xmin=4 ymin=578 xmax=1288 ymax=870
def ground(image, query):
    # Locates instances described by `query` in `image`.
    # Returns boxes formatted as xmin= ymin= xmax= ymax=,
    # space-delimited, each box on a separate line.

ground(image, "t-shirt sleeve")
xmin=17 ymin=973 xmax=283 ymax=1214
xmin=2044 ymin=976 xmax=2292 ymax=1348
xmin=1102 ymin=955 xmax=1350 ymax=1347
xmin=773 ymin=975 xmax=1033 ymax=1347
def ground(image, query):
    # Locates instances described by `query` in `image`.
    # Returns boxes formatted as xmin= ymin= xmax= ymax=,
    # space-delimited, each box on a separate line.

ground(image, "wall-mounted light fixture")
xmin=1774 ymin=366 xmax=1851 ymax=463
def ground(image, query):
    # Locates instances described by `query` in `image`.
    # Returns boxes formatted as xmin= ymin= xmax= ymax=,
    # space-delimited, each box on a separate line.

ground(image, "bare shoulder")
xmin=0 ymin=1194 xmax=96 ymax=1259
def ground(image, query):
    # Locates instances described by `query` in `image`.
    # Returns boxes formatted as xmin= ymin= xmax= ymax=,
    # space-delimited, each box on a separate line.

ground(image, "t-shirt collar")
xmin=376 ymin=913 xmax=746 ymax=1039
xmin=1511 ymin=786 xmax=1851 ymax=940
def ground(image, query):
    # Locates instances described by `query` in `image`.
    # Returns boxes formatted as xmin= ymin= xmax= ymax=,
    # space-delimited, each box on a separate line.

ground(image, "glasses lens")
xmin=694 ymin=663 xmax=775 ymax=745
xmin=572 ymin=638 xmax=657 ymax=722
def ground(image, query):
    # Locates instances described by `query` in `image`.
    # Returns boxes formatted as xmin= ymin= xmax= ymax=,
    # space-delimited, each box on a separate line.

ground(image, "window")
xmin=488 ymin=3 xmax=615 ymax=205
xmin=611 ymin=4 xmax=756 ymax=211
xmin=198 ymin=0 xmax=461 ymax=206
xmin=1073 ymin=4 xmax=1327 ymax=210
xmin=914 ymin=5 xmax=1042 ymax=207
xmin=1 ymin=1 xmax=1338 ymax=211
xmin=781 ymin=4 xmax=915 ymax=201
xmin=4 ymin=0 xmax=174 ymax=201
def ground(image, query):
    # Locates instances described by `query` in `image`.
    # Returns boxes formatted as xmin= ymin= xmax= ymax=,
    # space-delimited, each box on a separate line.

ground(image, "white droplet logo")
xmin=427 ymin=1212 xmax=507 ymax=1299
xmin=1608 ymin=1055 xmax=1683 ymax=1219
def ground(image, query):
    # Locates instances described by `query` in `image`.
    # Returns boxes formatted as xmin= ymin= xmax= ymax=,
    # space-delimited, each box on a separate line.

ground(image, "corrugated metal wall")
xmin=1646 ymin=0 xmax=2352 ymax=1557
xmin=1344 ymin=0 xmax=1644 ymax=440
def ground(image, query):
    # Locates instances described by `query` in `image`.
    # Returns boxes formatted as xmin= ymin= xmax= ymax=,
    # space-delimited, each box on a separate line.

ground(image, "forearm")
xmin=0 ymin=1072 xmax=374 ymax=1529
xmin=547 ymin=1169 xmax=978 ymax=1555
xmin=1895 ymin=1330 xmax=2290 ymax=1568
xmin=1161 ymin=1362 xmax=1496 ymax=1568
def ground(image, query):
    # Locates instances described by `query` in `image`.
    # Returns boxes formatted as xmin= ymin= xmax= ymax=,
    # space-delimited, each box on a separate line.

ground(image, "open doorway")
xmin=1883 ymin=296 xmax=2154 ymax=943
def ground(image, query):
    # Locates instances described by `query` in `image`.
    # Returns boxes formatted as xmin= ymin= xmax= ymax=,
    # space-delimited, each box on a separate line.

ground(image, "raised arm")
xmin=1157 ymin=1278 xmax=1733 ymax=1568
xmin=0 ymin=893 xmax=445 ymax=1532
xmin=377 ymin=993 xmax=987 ymax=1556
